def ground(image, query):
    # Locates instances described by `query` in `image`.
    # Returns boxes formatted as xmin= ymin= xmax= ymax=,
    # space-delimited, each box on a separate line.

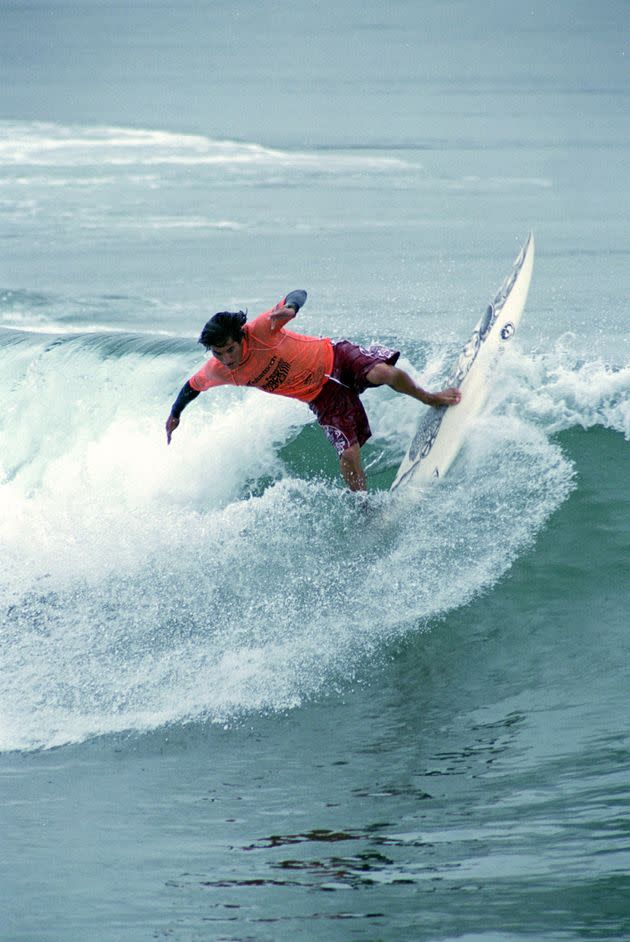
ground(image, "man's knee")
xmin=340 ymin=443 xmax=361 ymax=469
xmin=339 ymin=443 xmax=366 ymax=491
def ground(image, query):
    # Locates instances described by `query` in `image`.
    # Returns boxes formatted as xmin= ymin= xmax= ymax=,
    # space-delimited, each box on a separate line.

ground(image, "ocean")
xmin=1 ymin=1 xmax=629 ymax=939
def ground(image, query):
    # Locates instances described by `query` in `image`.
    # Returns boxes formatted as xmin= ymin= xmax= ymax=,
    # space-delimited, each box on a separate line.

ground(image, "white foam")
xmin=90 ymin=215 xmax=244 ymax=231
xmin=0 ymin=415 xmax=574 ymax=753
xmin=489 ymin=341 xmax=630 ymax=439
xmin=0 ymin=121 xmax=410 ymax=173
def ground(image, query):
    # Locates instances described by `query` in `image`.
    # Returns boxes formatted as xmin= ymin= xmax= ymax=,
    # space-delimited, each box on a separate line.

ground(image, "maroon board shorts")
xmin=309 ymin=340 xmax=400 ymax=456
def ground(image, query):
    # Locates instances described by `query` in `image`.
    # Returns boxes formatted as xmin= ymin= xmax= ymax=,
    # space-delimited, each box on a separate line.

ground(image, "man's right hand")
xmin=427 ymin=387 xmax=462 ymax=407
xmin=165 ymin=413 xmax=179 ymax=444
xmin=269 ymin=303 xmax=297 ymax=331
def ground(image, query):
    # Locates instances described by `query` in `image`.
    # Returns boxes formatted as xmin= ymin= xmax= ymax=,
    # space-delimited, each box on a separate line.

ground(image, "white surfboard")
xmin=391 ymin=232 xmax=535 ymax=491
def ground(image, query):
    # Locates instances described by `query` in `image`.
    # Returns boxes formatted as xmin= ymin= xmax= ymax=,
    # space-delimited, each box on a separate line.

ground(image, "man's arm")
xmin=165 ymin=380 xmax=200 ymax=444
xmin=365 ymin=363 xmax=462 ymax=408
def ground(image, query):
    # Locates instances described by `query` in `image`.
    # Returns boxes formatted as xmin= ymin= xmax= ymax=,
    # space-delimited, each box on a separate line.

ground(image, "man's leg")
xmin=365 ymin=362 xmax=461 ymax=407
xmin=339 ymin=443 xmax=367 ymax=492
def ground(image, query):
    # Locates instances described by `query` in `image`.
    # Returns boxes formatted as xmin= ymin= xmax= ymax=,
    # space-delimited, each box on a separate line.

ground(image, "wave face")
xmin=3 ymin=323 xmax=628 ymax=753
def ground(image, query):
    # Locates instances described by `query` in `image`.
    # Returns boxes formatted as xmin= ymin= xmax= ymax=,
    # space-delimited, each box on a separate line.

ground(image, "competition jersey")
xmin=189 ymin=301 xmax=333 ymax=403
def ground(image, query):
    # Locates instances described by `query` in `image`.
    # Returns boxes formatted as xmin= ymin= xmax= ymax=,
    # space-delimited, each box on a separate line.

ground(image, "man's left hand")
xmin=165 ymin=413 xmax=180 ymax=444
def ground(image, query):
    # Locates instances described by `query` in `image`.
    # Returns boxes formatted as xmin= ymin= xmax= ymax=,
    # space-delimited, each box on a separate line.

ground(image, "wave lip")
xmin=494 ymin=343 xmax=630 ymax=440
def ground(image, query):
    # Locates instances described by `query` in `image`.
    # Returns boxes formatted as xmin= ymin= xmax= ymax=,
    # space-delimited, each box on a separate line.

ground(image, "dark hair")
xmin=198 ymin=311 xmax=247 ymax=349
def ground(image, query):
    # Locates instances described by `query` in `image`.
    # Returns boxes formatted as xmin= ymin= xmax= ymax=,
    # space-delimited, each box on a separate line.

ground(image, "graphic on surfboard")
xmin=391 ymin=232 xmax=535 ymax=491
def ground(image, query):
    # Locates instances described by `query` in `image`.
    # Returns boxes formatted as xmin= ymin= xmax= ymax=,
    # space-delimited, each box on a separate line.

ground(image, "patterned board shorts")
xmin=309 ymin=340 xmax=400 ymax=456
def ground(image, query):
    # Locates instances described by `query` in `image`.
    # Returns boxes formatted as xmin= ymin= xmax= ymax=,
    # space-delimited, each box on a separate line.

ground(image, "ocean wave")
xmin=0 ymin=432 xmax=574 ymax=753
xmin=72 ymin=215 xmax=245 ymax=232
xmin=0 ymin=121 xmax=411 ymax=173
xmin=2 ymin=325 xmax=629 ymax=451
xmin=0 ymin=288 xmax=191 ymax=336
xmin=7 ymin=324 xmax=628 ymax=751
xmin=489 ymin=341 xmax=630 ymax=440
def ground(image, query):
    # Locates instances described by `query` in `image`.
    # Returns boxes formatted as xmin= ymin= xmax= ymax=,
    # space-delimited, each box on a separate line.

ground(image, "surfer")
xmin=165 ymin=290 xmax=461 ymax=491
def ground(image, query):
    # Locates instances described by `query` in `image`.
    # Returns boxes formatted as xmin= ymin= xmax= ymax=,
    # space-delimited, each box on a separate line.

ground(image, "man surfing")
xmin=165 ymin=290 xmax=461 ymax=491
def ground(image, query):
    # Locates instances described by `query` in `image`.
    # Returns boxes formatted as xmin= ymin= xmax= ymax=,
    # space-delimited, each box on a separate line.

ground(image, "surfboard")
xmin=391 ymin=232 xmax=535 ymax=491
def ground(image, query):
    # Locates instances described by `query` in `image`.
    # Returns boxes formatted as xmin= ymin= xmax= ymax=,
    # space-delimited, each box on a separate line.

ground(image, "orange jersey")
xmin=189 ymin=303 xmax=333 ymax=403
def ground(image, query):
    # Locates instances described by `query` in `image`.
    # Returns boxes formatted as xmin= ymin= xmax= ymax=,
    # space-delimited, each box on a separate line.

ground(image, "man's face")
xmin=211 ymin=338 xmax=244 ymax=369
